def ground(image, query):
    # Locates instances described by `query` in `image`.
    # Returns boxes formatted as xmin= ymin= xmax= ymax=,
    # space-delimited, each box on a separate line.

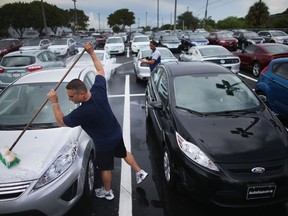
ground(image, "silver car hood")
xmin=0 ymin=126 xmax=82 ymax=183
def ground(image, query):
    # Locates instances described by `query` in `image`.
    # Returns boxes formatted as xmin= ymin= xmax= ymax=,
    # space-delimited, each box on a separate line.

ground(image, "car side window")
xmin=244 ymin=45 xmax=256 ymax=53
xmin=156 ymin=69 xmax=169 ymax=106
xmin=273 ymin=62 xmax=288 ymax=80
xmin=152 ymin=66 xmax=163 ymax=85
xmin=83 ymin=71 xmax=96 ymax=90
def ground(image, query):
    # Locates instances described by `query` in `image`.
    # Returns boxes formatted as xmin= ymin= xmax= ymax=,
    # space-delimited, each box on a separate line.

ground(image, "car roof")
xmin=12 ymin=67 xmax=94 ymax=85
xmin=4 ymin=49 xmax=45 ymax=56
xmin=161 ymin=61 xmax=232 ymax=77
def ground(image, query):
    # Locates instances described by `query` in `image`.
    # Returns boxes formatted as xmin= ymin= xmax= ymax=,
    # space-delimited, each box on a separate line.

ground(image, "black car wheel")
xmin=241 ymin=42 xmax=246 ymax=50
xmin=252 ymin=61 xmax=261 ymax=77
xmin=145 ymin=99 xmax=149 ymax=119
xmin=83 ymin=153 xmax=95 ymax=199
xmin=163 ymin=146 xmax=176 ymax=188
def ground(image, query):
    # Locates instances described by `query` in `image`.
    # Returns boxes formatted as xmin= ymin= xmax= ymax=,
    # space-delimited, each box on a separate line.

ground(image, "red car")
xmin=207 ymin=31 xmax=238 ymax=51
xmin=92 ymin=33 xmax=106 ymax=48
xmin=233 ymin=43 xmax=288 ymax=77
xmin=0 ymin=38 xmax=22 ymax=58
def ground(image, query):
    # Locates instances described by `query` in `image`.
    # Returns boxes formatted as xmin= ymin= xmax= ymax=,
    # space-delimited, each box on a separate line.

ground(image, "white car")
xmin=48 ymin=37 xmax=77 ymax=57
xmin=133 ymin=47 xmax=178 ymax=83
xmin=66 ymin=50 xmax=120 ymax=80
xmin=104 ymin=36 xmax=125 ymax=55
xmin=0 ymin=67 xmax=97 ymax=216
xmin=179 ymin=45 xmax=240 ymax=73
xmin=130 ymin=35 xmax=150 ymax=53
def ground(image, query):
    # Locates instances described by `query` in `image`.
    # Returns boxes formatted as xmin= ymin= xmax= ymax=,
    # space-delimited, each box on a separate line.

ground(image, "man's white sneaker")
xmin=136 ymin=170 xmax=148 ymax=184
xmin=95 ymin=187 xmax=114 ymax=200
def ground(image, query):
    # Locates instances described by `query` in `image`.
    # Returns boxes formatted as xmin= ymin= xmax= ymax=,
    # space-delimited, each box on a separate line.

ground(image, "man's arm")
xmin=84 ymin=42 xmax=105 ymax=77
xmin=47 ymin=89 xmax=66 ymax=127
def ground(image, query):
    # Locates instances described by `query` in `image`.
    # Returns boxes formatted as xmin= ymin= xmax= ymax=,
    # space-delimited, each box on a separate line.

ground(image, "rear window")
xmin=1 ymin=56 xmax=35 ymax=67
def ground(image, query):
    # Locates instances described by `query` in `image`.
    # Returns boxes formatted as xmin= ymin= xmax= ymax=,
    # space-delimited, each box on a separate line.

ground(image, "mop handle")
xmin=9 ymin=49 xmax=86 ymax=151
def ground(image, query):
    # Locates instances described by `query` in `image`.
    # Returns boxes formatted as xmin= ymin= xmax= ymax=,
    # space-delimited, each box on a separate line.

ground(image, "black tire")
xmin=241 ymin=42 xmax=246 ymax=50
xmin=83 ymin=153 xmax=95 ymax=200
xmin=163 ymin=145 xmax=176 ymax=188
xmin=252 ymin=61 xmax=262 ymax=77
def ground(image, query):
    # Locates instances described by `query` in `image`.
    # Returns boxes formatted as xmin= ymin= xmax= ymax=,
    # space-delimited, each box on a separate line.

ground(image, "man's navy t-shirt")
xmin=63 ymin=75 xmax=122 ymax=152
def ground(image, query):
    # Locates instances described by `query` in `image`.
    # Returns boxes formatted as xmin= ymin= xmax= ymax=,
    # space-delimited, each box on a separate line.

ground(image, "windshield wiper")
xmin=175 ymin=106 xmax=204 ymax=116
xmin=0 ymin=123 xmax=58 ymax=130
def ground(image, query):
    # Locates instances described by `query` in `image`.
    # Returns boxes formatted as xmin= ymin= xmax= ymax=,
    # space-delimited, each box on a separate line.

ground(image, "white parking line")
xmin=119 ymin=75 xmax=132 ymax=216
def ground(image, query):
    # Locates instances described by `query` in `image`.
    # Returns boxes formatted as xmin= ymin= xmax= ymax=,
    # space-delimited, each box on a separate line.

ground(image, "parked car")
xmin=47 ymin=37 xmax=77 ymax=57
xmin=232 ymin=43 xmax=288 ymax=77
xmin=158 ymin=34 xmax=181 ymax=53
xmin=0 ymin=68 xmax=96 ymax=216
xmin=0 ymin=38 xmax=22 ymax=58
xmin=19 ymin=38 xmax=52 ymax=51
xmin=104 ymin=36 xmax=125 ymax=55
xmin=133 ymin=47 xmax=178 ymax=82
xmin=179 ymin=32 xmax=209 ymax=51
xmin=179 ymin=45 xmax=240 ymax=73
xmin=207 ymin=31 xmax=238 ymax=51
xmin=130 ymin=35 xmax=150 ymax=54
xmin=0 ymin=50 xmax=66 ymax=91
xmin=145 ymin=61 xmax=288 ymax=207
xmin=66 ymin=50 xmax=119 ymax=81
xmin=91 ymin=33 xmax=106 ymax=47
xmin=257 ymin=30 xmax=288 ymax=45
xmin=75 ymin=37 xmax=97 ymax=52
xmin=255 ymin=58 xmax=288 ymax=119
xmin=232 ymin=30 xmax=264 ymax=50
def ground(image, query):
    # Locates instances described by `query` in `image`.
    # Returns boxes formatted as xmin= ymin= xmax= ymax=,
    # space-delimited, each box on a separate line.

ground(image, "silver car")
xmin=48 ymin=37 xmax=77 ymax=57
xmin=133 ymin=47 xmax=178 ymax=83
xmin=0 ymin=49 xmax=65 ymax=91
xmin=19 ymin=38 xmax=52 ymax=51
xmin=179 ymin=45 xmax=240 ymax=73
xmin=0 ymin=67 xmax=96 ymax=216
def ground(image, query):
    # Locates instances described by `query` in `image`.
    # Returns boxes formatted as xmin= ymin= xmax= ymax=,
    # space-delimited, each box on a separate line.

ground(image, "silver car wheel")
xmin=163 ymin=150 xmax=171 ymax=182
xmin=87 ymin=157 xmax=95 ymax=192
xmin=252 ymin=62 xmax=261 ymax=77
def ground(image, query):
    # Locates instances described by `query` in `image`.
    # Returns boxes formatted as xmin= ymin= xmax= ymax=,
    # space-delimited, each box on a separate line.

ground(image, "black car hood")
xmin=174 ymin=109 xmax=288 ymax=163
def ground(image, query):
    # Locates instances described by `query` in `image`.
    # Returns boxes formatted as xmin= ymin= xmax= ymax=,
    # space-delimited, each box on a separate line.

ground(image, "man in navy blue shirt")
xmin=47 ymin=42 xmax=148 ymax=200
xmin=140 ymin=40 xmax=161 ymax=72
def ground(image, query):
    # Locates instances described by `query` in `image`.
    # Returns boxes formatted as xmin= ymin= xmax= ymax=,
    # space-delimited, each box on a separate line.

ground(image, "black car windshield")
xmin=173 ymin=73 xmax=260 ymax=113
xmin=0 ymin=83 xmax=76 ymax=127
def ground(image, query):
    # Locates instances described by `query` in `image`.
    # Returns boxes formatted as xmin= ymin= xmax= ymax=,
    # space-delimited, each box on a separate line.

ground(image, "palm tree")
xmin=245 ymin=0 xmax=269 ymax=28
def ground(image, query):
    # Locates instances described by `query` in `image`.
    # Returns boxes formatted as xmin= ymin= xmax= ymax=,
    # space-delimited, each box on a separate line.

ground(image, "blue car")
xmin=255 ymin=58 xmax=288 ymax=119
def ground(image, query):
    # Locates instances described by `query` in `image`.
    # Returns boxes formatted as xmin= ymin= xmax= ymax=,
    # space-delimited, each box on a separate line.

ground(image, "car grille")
xmin=253 ymin=39 xmax=263 ymax=44
xmin=221 ymin=160 xmax=286 ymax=179
xmin=0 ymin=181 xmax=31 ymax=201
xmin=206 ymin=58 xmax=240 ymax=64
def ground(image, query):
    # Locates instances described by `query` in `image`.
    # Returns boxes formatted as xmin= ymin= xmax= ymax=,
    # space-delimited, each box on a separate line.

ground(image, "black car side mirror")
xmin=149 ymin=101 xmax=163 ymax=110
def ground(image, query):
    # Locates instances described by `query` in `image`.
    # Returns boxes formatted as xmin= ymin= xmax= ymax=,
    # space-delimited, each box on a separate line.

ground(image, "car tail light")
xmin=26 ymin=65 xmax=43 ymax=72
xmin=0 ymin=67 xmax=4 ymax=73
xmin=260 ymin=65 xmax=269 ymax=76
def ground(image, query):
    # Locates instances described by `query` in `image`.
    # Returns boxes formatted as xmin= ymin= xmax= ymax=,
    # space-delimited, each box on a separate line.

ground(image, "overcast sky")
xmin=1 ymin=0 xmax=287 ymax=29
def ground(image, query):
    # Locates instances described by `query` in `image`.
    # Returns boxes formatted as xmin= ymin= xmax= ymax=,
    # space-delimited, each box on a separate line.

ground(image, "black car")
xmin=158 ymin=35 xmax=181 ymax=53
xmin=145 ymin=61 xmax=288 ymax=207
xmin=233 ymin=30 xmax=264 ymax=50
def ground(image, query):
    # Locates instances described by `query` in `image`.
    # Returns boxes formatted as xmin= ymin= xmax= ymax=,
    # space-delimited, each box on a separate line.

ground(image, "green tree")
xmin=245 ymin=0 xmax=269 ymax=28
xmin=177 ymin=11 xmax=199 ymax=30
xmin=217 ymin=17 xmax=247 ymax=30
xmin=107 ymin=8 xmax=135 ymax=32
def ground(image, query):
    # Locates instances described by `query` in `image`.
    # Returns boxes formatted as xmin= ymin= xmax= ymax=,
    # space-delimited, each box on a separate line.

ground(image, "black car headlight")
xmin=176 ymin=132 xmax=219 ymax=171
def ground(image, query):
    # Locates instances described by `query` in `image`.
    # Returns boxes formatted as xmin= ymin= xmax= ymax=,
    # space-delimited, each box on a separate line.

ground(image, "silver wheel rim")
xmin=253 ymin=63 xmax=260 ymax=76
xmin=87 ymin=158 xmax=95 ymax=191
xmin=163 ymin=151 xmax=171 ymax=182
xmin=145 ymin=100 xmax=148 ymax=118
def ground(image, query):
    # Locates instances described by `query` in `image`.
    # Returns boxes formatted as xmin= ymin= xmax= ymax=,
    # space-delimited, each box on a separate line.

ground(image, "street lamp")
xmin=72 ymin=0 xmax=77 ymax=32
xmin=98 ymin=13 xmax=101 ymax=32
xmin=41 ymin=0 xmax=48 ymax=37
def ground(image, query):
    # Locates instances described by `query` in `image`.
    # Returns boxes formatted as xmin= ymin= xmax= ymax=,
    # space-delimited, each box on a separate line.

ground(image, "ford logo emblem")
xmin=220 ymin=59 xmax=225 ymax=64
xmin=251 ymin=167 xmax=265 ymax=173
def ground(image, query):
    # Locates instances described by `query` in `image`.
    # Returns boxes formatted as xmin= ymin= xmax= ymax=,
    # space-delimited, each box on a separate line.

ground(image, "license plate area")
xmin=246 ymin=184 xmax=276 ymax=200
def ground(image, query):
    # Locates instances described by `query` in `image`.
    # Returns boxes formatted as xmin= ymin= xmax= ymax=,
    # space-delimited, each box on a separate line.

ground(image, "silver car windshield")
xmin=0 ymin=83 xmax=76 ymax=127
xmin=174 ymin=73 xmax=260 ymax=113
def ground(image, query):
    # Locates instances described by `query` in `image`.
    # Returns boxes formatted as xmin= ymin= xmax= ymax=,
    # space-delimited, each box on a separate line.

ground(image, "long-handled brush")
xmin=0 ymin=49 xmax=86 ymax=169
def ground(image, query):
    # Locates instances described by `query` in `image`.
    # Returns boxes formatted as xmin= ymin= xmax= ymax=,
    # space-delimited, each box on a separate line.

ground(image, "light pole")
xmin=145 ymin=12 xmax=147 ymax=27
xmin=41 ymin=0 xmax=48 ymax=37
xmin=98 ymin=13 xmax=101 ymax=32
xmin=174 ymin=0 xmax=177 ymax=32
xmin=157 ymin=0 xmax=159 ymax=29
xmin=72 ymin=0 xmax=77 ymax=32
